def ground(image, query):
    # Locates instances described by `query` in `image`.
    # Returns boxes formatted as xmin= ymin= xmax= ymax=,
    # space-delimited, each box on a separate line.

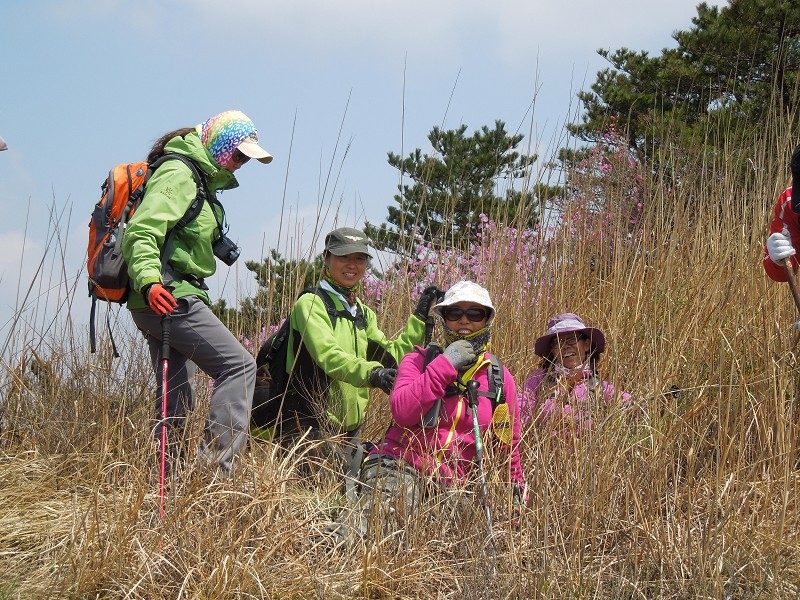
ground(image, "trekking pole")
xmin=422 ymin=286 xmax=444 ymax=347
xmin=783 ymin=261 xmax=800 ymax=345
xmin=423 ymin=315 xmax=435 ymax=347
xmin=159 ymin=315 xmax=172 ymax=522
xmin=466 ymin=379 xmax=498 ymax=575
xmin=420 ymin=286 xmax=445 ymax=428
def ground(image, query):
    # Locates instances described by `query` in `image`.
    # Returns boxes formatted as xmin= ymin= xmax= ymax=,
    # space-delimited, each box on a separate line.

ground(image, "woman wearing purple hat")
xmin=519 ymin=313 xmax=630 ymax=434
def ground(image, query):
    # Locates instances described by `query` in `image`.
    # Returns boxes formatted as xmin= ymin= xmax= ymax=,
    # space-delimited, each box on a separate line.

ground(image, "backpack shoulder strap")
xmin=302 ymin=286 xmax=366 ymax=330
xmin=475 ymin=353 xmax=506 ymax=410
xmin=297 ymin=286 xmax=338 ymax=328
xmin=489 ymin=353 xmax=506 ymax=408
xmin=149 ymin=153 xmax=208 ymax=228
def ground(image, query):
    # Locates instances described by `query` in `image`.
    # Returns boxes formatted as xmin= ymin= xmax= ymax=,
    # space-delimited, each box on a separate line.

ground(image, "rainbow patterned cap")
xmin=198 ymin=110 xmax=272 ymax=170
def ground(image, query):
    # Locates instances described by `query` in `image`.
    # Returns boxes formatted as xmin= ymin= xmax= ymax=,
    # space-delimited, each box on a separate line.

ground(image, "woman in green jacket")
xmin=280 ymin=228 xmax=435 ymax=435
xmin=122 ymin=109 xmax=272 ymax=475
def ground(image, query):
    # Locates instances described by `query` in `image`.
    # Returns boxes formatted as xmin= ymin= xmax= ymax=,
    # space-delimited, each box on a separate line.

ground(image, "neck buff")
xmin=322 ymin=266 xmax=360 ymax=306
xmin=442 ymin=324 xmax=492 ymax=358
xmin=198 ymin=110 xmax=254 ymax=171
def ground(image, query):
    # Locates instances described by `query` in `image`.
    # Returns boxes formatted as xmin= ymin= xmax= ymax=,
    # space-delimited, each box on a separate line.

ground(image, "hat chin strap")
xmin=554 ymin=362 xmax=585 ymax=378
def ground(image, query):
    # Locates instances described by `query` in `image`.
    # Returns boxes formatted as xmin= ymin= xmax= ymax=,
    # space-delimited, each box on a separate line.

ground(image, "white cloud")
xmin=170 ymin=0 xmax=727 ymax=68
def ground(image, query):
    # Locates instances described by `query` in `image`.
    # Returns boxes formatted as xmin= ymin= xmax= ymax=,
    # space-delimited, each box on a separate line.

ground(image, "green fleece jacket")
xmin=122 ymin=131 xmax=238 ymax=310
xmin=289 ymin=288 xmax=426 ymax=432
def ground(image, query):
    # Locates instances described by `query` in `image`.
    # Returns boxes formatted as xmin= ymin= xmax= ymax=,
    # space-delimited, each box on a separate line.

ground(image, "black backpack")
xmin=251 ymin=287 xmax=396 ymax=433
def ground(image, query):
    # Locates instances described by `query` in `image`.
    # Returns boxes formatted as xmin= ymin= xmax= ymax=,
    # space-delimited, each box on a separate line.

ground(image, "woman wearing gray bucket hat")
xmin=519 ymin=312 xmax=630 ymax=434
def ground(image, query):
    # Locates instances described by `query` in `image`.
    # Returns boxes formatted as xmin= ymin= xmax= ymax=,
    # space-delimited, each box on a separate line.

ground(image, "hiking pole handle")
xmin=161 ymin=315 xmax=172 ymax=362
xmin=784 ymin=260 xmax=800 ymax=314
xmin=466 ymin=379 xmax=480 ymax=409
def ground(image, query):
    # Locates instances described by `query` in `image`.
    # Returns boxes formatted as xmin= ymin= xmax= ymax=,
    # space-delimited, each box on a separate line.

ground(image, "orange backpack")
xmin=87 ymin=153 xmax=205 ymax=355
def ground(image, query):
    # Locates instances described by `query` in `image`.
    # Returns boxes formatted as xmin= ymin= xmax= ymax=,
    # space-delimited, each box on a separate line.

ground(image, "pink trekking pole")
xmin=159 ymin=315 xmax=172 ymax=521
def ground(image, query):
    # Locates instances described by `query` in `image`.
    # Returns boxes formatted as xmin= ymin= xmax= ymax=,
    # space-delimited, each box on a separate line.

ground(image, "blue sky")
xmin=0 ymin=0 xmax=724 ymax=343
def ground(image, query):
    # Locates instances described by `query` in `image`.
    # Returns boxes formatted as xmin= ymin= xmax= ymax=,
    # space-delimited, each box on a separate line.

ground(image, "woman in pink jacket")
xmin=338 ymin=281 xmax=525 ymax=544
xmin=519 ymin=313 xmax=631 ymax=435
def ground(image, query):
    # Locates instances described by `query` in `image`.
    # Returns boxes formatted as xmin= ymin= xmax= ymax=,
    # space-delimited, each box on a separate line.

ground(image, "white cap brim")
xmin=237 ymin=139 xmax=273 ymax=164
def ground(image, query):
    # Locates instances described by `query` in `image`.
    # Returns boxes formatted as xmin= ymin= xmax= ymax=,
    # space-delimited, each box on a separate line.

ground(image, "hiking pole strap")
xmin=466 ymin=380 xmax=483 ymax=464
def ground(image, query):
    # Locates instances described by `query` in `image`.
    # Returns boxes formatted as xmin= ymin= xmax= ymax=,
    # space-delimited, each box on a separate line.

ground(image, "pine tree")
xmin=569 ymin=0 xmax=800 ymax=160
xmin=364 ymin=120 xmax=537 ymax=256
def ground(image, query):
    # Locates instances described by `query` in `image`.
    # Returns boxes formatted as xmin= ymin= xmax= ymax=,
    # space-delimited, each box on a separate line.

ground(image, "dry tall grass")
xmin=2 ymin=127 xmax=800 ymax=599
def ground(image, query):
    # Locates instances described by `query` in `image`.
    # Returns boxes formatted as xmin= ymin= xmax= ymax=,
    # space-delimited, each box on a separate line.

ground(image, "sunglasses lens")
xmin=443 ymin=308 xmax=487 ymax=322
xmin=466 ymin=309 xmax=486 ymax=321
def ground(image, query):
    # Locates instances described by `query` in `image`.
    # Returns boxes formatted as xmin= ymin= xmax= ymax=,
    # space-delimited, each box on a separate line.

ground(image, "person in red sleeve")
xmin=764 ymin=144 xmax=800 ymax=281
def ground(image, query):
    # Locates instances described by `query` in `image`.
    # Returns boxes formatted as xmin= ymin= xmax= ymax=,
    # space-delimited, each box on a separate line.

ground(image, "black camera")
xmin=213 ymin=234 xmax=240 ymax=266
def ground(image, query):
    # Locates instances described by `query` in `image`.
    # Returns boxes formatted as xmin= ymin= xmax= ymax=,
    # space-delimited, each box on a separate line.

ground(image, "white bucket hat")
xmin=432 ymin=280 xmax=495 ymax=322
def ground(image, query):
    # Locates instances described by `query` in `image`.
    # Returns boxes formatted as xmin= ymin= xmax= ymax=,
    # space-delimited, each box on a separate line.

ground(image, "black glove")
xmin=414 ymin=285 xmax=445 ymax=321
xmin=369 ymin=367 xmax=397 ymax=394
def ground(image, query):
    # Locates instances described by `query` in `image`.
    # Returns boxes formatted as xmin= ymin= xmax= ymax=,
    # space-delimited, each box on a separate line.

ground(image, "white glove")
xmin=442 ymin=340 xmax=477 ymax=371
xmin=767 ymin=230 xmax=796 ymax=264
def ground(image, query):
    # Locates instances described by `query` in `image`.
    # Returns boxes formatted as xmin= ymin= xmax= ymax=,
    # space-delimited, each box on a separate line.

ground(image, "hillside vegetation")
xmin=2 ymin=122 xmax=800 ymax=599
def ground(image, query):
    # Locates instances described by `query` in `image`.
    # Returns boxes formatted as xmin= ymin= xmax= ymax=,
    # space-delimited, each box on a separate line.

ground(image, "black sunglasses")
xmin=232 ymin=149 xmax=251 ymax=165
xmin=442 ymin=307 xmax=488 ymax=322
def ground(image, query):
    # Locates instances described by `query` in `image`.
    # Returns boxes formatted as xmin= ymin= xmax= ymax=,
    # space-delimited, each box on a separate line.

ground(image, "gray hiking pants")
xmin=131 ymin=295 xmax=256 ymax=474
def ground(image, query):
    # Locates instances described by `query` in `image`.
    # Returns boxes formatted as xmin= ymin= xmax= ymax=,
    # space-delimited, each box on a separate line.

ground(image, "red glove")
xmin=144 ymin=283 xmax=177 ymax=316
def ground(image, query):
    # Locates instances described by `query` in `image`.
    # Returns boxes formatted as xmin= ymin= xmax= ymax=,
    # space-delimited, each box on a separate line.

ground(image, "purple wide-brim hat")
xmin=533 ymin=312 xmax=606 ymax=357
